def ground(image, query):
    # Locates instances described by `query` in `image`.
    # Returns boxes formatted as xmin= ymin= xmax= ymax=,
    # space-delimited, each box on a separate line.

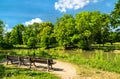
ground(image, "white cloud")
xmin=24 ymin=18 xmax=42 ymax=26
xmin=4 ymin=24 xmax=12 ymax=33
xmin=55 ymin=0 xmax=100 ymax=12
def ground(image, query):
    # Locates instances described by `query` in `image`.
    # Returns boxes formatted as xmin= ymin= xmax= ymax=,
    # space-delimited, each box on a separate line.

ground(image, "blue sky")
xmin=0 ymin=0 xmax=118 ymax=31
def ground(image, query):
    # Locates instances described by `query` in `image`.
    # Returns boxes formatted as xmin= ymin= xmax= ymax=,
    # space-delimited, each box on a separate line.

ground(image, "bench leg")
xmin=18 ymin=61 xmax=21 ymax=67
xmin=50 ymin=65 xmax=53 ymax=69
xmin=10 ymin=60 xmax=13 ymax=64
xmin=6 ymin=60 xmax=9 ymax=65
xmin=29 ymin=62 xmax=32 ymax=69
xmin=47 ymin=65 xmax=50 ymax=71
xmin=33 ymin=62 xmax=37 ymax=67
xmin=22 ymin=61 xmax=25 ymax=65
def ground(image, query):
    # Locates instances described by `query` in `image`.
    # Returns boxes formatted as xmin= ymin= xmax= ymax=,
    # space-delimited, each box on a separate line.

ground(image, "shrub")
xmin=0 ymin=42 xmax=13 ymax=49
xmin=0 ymin=64 xmax=5 ymax=78
xmin=27 ymin=37 xmax=37 ymax=48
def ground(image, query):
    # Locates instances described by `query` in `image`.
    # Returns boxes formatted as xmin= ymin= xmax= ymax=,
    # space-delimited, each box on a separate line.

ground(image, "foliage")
xmin=75 ymin=11 xmax=110 ymax=49
xmin=0 ymin=64 xmax=5 ymax=79
xmin=22 ymin=23 xmax=40 ymax=48
xmin=10 ymin=24 xmax=24 ymax=44
xmin=0 ymin=0 xmax=119 ymax=50
xmin=111 ymin=0 xmax=120 ymax=27
xmin=38 ymin=22 xmax=55 ymax=48
xmin=4 ymin=32 xmax=11 ymax=44
xmin=27 ymin=37 xmax=37 ymax=48
xmin=54 ymin=14 xmax=76 ymax=48
xmin=0 ymin=42 xmax=13 ymax=49
xmin=0 ymin=20 xmax=5 ymax=47
xmin=108 ymin=32 xmax=116 ymax=44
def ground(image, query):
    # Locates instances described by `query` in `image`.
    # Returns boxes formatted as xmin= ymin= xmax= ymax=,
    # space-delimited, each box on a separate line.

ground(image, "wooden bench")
xmin=29 ymin=57 xmax=56 ymax=71
xmin=6 ymin=55 xmax=56 ymax=71
xmin=6 ymin=55 xmax=29 ymax=67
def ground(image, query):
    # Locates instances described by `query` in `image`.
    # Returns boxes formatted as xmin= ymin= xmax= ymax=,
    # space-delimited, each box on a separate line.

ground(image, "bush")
xmin=77 ymin=40 xmax=90 ymax=50
xmin=27 ymin=37 xmax=37 ymax=48
xmin=35 ymin=50 xmax=52 ymax=58
xmin=0 ymin=64 xmax=5 ymax=78
xmin=0 ymin=42 xmax=13 ymax=49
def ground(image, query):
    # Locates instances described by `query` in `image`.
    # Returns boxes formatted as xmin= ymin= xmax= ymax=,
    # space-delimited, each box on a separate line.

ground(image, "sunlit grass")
xmin=1 ymin=44 xmax=120 ymax=74
xmin=3 ymin=66 xmax=60 ymax=79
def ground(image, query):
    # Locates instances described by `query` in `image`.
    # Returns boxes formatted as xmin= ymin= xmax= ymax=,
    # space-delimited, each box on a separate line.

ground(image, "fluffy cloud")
xmin=55 ymin=0 xmax=99 ymax=12
xmin=24 ymin=18 xmax=42 ymax=26
xmin=4 ymin=24 xmax=12 ymax=33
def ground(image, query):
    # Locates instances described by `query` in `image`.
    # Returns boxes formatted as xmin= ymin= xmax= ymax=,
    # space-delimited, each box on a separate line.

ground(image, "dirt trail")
xmin=51 ymin=60 xmax=79 ymax=79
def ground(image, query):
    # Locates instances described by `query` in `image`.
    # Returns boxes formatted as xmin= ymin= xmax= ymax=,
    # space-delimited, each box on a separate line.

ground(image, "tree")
xmin=0 ymin=20 xmax=6 ymax=49
xmin=4 ymin=32 xmax=11 ymax=44
xmin=111 ymin=0 xmax=120 ymax=27
xmin=10 ymin=24 xmax=24 ymax=44
xmin=54 ymin=14 xmax=76 ymax=49
xmin=75 ymin=11 xmax=110 ymax=49
xmin=0 ymin=20 xmax=5 ymax=44
xmin=2 ymin=32 xmax=13 ymax=49
xmin=27 ymin=37 xmax=37 ymax=48
xmin=22 ymin=23 xmax=40 ymax=47
xmin=108 ymin=32 xmax=116 ymax=45
xmin=75 ymin=11 xmax=99 ymax=49
xmin=95 ymin=14 xmax=110 ymax=46
xmin=38 ymin=22 xmax=55 ymax=48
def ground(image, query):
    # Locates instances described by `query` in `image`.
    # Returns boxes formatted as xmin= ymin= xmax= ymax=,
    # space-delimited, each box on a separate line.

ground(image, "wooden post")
xmin=18 ymin=56 xmax=21 ymax=67
xmin=47 ymin=59 xmax=50 ymax=71
xmin=29 ymin=57 xmax=32 ymax=69
xmin=6 ymin=55 xmax=9 ymax=65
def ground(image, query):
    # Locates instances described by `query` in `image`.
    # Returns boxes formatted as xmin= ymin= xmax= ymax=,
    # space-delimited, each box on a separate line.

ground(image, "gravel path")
xmin=51 ymin=60 xmax=79 ymax=79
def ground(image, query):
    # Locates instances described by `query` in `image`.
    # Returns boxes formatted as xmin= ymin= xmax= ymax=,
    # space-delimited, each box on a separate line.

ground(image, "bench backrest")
xmin=6 ymin=55 xmax=19 ymax=61
xmin=6 ymin=55 xmax=55 ymax=65
xmin=29 ymin=57 xmax=53 ymax=65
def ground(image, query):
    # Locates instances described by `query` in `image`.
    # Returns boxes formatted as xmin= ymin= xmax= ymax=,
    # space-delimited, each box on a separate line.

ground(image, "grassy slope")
xmin=3 ymin=65 xmax=60 ymax=79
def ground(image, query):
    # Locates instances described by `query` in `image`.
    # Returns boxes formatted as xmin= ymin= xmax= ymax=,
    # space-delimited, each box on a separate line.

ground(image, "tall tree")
xmin=22 ymin=23 xmax=41 ymax=48
xmin=75 ymin=11 xmax=110 ymax=49
xmin=111 ymin=0 xmax=120 ymax=27
xmin=4 ymin=32 xmax=11 ymax=44
xmin=10 ymin=24 xmax=24 ymax=44
xmin=95 ymin=14 xmax=110 ymax=46
xmin=75 ymin=11 xmax=99 ymax=49
xmin=0 ymin=20 xmax=5 ymax=44
xmin=54 ymin=14 xmax=76 ymax=49
xmin=38 ymin=22 xmax=54 ymax=48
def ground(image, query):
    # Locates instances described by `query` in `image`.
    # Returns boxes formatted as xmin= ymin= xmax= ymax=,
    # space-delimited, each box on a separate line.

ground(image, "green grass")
xmin=48 ymin=49 xmax=120 ymax=73
xmin=3 ymin=66 xmax=60 ymax=79
xmin=1 ymin=44 xmax=120 ymax=74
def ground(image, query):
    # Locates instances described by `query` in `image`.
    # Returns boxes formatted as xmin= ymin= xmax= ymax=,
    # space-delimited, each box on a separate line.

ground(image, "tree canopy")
xmin=0 ymin=0 xmax=120 ymax=49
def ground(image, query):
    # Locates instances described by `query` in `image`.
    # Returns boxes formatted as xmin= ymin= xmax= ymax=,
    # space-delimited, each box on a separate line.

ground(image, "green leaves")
xmin=10 ymin=24 xmax=24 ymax=44
xmin=39 ymin=22 xmax=54 ymax=48
xmin=0 ymin=2 xmax=119 ymax=49
xmin=54 ymin=14 xmax=75 ymax=48
xmin=0 ymin=20 xmax=5 ymax=44
xmin=27 ymin=37 xmax=37 ymax=48
xmin=111 ymin=0 xmax=120 ymax=27
xmin=0 ymin=64 xmax=5 ymax=78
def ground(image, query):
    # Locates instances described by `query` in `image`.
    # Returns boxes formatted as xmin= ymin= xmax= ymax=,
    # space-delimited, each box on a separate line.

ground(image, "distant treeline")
xmin=0 ymin=0 xmax=120 ymax=50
